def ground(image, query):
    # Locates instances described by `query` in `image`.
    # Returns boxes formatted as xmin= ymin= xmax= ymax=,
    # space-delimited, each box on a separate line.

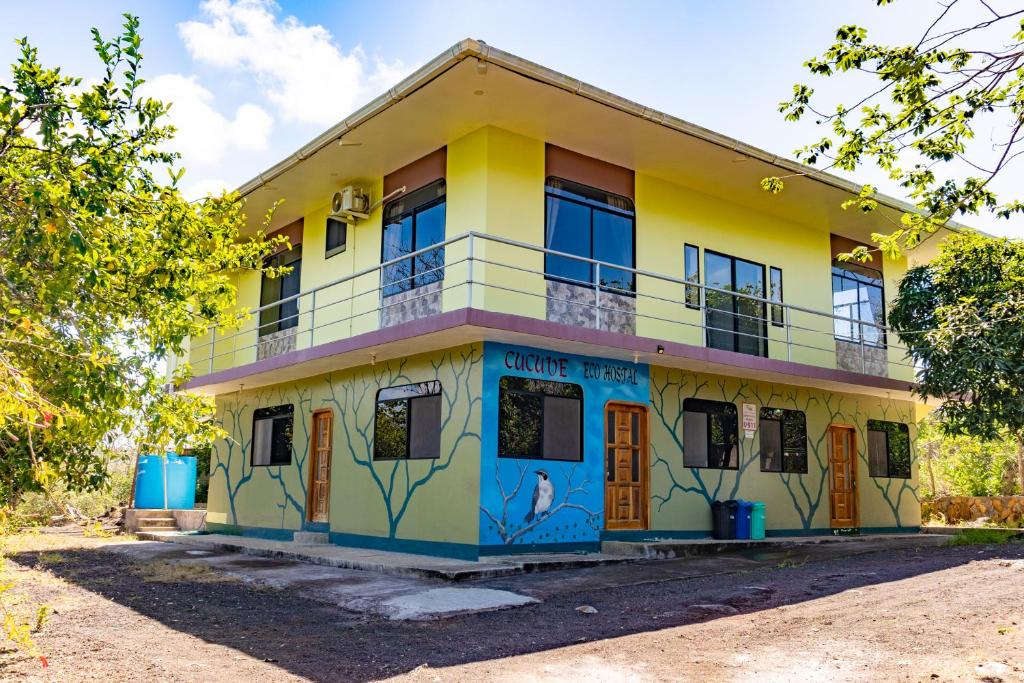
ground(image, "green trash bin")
xmin=750 ymin=501 xmax=766 ymax=540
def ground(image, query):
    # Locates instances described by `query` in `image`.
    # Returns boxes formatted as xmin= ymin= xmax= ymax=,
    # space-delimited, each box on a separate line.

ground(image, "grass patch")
xmin=943 ymin=529 xmax=1021 ymax=547
xmin=129 ymin=560 xmax=237 ymax=585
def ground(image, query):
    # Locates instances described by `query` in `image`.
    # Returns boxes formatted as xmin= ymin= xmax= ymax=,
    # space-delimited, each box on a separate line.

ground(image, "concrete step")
xmin=137 ymin=520 xmax=179 ymax=530
xmin=134 ymin=509 xmax=176 ymax=520
xmin=293 ymin=531 xmax=329 ymax=545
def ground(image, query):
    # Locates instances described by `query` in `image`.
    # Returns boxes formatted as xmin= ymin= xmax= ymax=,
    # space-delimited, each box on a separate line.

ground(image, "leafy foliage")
xmin=0 ymin=16 xmax=284 ymax=505
xmin=919 ymin=420 xmax=1019 ymax=498
xmin=765 ymin=2 xmax=1024 ymax=257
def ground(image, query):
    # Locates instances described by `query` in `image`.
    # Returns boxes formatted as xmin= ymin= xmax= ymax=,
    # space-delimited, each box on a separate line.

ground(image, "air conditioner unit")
xmin=331 ymin=186 xmax=370 ymax=223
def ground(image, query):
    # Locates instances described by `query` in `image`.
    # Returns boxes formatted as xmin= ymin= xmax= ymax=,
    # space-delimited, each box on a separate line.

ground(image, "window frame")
xmin=831 ymin=260 xmax=888 ymax=349
xmin=866 ymin=419 xmax=911 ymax=479
xmin=703 ymin=249 xmax=768 ymax=357
xmin=758 ymin=407 xmax=808 ymax=474
xmin=258 ymin=246 xmax=302 ymax=338
xmin=497 ymin=376 xmax=584 ymax=462
xmin=769 ymin=266 xmax=784 ymax=328
xmin=251 ymin=404 xmax=294 ymax=467
xmin=684 ymin=243 xmax=700 ymax=310
xmin=325 ymin=217 xmax=347 ymax=259
xmin=543 ymin=176 xmax=637 ymax=296
xmin=380 ymin=179 xmax=447 ymax=297
xmin=682 ymin=397 xmax=740 ymax=470
xmin=372 ymin=381 xmax=443 ymax=461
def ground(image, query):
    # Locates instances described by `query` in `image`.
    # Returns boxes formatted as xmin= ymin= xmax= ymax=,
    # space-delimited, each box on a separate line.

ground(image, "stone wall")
xmin=257 ymin=327 xmax=297 ymax=360
xmin=381 ymin=280 xmax=443 ymax=328
xmin=835 ymin=339 xmax=888 ymax=377
xmin=546 ymin=280 xmax=636 ymax=335
xmin=923 ymin=496 xmax=1024 ymax=526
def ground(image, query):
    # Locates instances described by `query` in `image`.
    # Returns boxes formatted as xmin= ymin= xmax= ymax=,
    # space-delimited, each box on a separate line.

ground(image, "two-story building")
xmin=180 ymin=40 xmax=939 ymax=559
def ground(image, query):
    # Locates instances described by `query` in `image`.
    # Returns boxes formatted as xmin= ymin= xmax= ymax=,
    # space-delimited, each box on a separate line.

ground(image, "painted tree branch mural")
xmin=265 ymin=385 xmax=311 ymax=527
xmin=776 ymin=389 xmax=833 ymax=529
xmin=324 ymin=347 xmax=483 ymax=539
xmin=210 ymin=390 xmax=269 ymax=525
xmin=854 ymin=400 xmax=919 ymax=526
xmin=480 ymin=462 xmax=599 ymax=544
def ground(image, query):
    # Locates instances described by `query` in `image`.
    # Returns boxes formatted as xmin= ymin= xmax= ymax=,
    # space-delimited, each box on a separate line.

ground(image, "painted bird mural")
xmin=524 ymin=469 xmax=554 ymax=523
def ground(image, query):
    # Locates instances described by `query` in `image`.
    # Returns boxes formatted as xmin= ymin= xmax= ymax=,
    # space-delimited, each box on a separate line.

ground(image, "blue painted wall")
xmin=479 ymin=342 xmax=650 ymax=552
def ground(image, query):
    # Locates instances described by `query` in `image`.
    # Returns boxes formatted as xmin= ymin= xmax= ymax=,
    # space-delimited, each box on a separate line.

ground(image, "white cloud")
xmin=184 ymin=177 xmax=230 ymax=201
xmin=141 ymin=73 xmax=273 ymax=167
xmin=178 ymin=0 xmax=417 ymax=126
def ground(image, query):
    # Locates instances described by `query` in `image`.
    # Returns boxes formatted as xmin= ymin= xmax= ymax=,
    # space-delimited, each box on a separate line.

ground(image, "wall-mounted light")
xmin=657 ymin=345 xmax=665 ymax=354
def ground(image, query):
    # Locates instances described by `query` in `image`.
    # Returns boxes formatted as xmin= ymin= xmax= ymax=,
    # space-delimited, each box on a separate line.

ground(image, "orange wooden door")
xmin=605 ymin=403 xmax=649 ymax=530
xmin=828 ymin=425 xmax=858 ymax=528
xmin=308 ymin=410 xmax=333 ymax=524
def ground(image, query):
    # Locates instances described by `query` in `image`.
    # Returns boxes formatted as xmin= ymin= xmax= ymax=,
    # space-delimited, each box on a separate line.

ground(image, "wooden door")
xmin=605 ymin=403 xmax=649 ymax=530
xmin=828 ymin=425 xmax=858 ymax=528
xmin=307 ymin=410 xmax=333 ymax=524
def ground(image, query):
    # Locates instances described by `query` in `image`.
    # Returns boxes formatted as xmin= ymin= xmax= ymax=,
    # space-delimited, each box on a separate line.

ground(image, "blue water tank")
xmin=134 ymin=453 xmax=197 ymax=509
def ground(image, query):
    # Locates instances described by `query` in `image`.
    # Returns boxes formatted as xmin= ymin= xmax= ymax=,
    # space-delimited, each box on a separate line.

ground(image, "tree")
xmin=763 ymin=1 xmax=1024 ymax=257
xmin=0 ymin=16 xmax=283 ymax=507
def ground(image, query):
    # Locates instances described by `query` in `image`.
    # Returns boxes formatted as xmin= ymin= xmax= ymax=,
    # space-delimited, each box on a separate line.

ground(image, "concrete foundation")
xmin=125 ymin=509 xmax=207 ymax=533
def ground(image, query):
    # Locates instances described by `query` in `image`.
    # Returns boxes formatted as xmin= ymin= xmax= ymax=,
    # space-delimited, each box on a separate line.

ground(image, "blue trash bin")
xmin=735 ymin=500 xmax=753 ymax=539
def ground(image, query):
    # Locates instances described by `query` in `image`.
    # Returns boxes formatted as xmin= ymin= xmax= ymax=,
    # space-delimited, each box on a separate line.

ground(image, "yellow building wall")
xmin=206 ymin=344 xmax=484 ymax=550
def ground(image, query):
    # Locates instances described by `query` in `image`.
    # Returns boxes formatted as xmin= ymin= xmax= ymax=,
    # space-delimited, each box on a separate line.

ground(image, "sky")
xmin=2 ymin=0 xmax=1021 ymax=237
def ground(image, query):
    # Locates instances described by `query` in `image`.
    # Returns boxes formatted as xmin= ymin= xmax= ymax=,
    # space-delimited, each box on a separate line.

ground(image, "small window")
xmin=373 ymin=381 xmax=442 ymax=460
xmin=325 ymin=217 xmax=347 ymax=258
xmin=769 ymin=267 xmax=784 ymax=327
xmin=498 ymin=377 xmax=583 ymax=461
xmin=251 ymin=405 xmax=294 ymax=466
xmin=259 ymin=247 xmax=302 ymax=337
xmin=832 ymin=261 xmax=887 ymax=347
xmin=759 ymin=407 xmax=807 ymax=473
xmin=682 ymin=398 xmax=738 ymax=469
xmin=867 ymin=420 xmax=910 ymax=478
xmin=684 ymin=244 xmax=700 ymax=309
xmin=382 ymin=180 xmax=446 ymax=296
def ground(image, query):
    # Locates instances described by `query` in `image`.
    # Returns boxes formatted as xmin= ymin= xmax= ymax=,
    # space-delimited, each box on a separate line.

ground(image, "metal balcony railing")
xmin=184 ymin=231 xmax=916 ymax=381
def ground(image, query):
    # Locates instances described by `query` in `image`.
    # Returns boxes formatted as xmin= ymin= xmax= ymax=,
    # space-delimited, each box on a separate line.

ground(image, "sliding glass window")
xmin=544 ymin=178 xmax=635 ymax=294
xmin=259 ymin=247 xmax=302 ymax=337
xmin=704 ymin=251 xmax=767 ymax=357
xmin=832 ymin=261 xmax=886 ymax=347
xmin=381 ymin=180 xmax=446 ymax=297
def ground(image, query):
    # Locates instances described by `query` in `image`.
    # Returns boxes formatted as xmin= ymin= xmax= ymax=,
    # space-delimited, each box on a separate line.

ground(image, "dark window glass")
xmin=684 ymin=244 xmax=700 ymax=309
xmin=382 ymin=180 xmax=446 ymax=297
xmin=705 ymin=251 xmax=767 ymax=357
xmin=759 ymin=407 xmax=807 ymax=473
xmin=498 ymin=376 xmax=583 ymax=460
xmin=832 ymin=261 xmax=887 ymax=348
xmin=682 ymin=398 xmax=738 ymax=469
xmin=770 ymin=266 xmax=784 ymax=327
xmin=544 ymin=178 xmax=635 ymax=294
xmin=251 ymin=404 xmax=294 ymax=466
xmin=866 ymin=419 xmax=910 ymax=478
xmin=259 ymin=247 xmax=302 ymax=337
xmin=373 ymin=381 xmax=442 ymax=460
xmin=326 ymin=217 xmax=347 ymax=258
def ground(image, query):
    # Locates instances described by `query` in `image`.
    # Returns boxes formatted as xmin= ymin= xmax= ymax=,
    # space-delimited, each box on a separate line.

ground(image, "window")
xmin=373 ymin=381 xmax=442 ymax=460
xmin=682 ymin=398 xmax=739 ymax=469
xmin=867 ymin=420 xmax=911 ymax=478
xmin=545 ymin=178 xmax=635 ymax=294
xmin=325 ymin=217 xmax=347 ymax=258
xmin=251 ymin=405 xmax=294 ymax=466
xmin=498 ymin=376 xmax=583 ymax=460
xmin=704 ymin=251 xmax=767 ymax=357
xmin=769 ymin=267 xmax=784 ymax=327
xmin=259 ymin=247 xmax=302 ymax=337
xmin=832 ymin=261 xmax=887 ymax=347
xmin=759 ymin=408 xmax=807 ymax=473
xmin=381 ymin=180 xmax=446 ymax=297
xmin=684 ymin=244 xmax=700 ymax=309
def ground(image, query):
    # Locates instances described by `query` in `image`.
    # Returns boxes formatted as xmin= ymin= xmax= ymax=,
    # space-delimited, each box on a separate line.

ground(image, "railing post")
xmin=699 ymin=283 xmax=707 ymax=346
xmin=467 ymin=233 xmax=474 ymax=310
xmin=309 ymin=290 xmax=316 ymax=349
xmin=594 ymin=262 xmax=602 ymax=331
xmin=208 ymin=325 xmax=216 ymax=375
xmin=785 ymin=307 xmax=793 ymax=362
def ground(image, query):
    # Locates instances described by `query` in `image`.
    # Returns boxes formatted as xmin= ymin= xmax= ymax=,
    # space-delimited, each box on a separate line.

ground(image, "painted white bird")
xmin=525 ymin=469 xmax=554 ymax=523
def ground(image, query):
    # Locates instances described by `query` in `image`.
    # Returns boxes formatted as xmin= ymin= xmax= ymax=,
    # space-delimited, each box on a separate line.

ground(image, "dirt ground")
xmin=1 ymin=530 xmax=1023 ymax=682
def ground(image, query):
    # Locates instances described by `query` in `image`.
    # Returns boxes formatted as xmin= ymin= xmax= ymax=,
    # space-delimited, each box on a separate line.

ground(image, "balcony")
xmin=183 ymin=232 xmax=916 ymax=394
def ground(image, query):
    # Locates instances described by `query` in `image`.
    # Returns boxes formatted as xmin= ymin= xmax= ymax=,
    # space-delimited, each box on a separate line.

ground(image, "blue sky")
xmin=3 ymin=0 xmax=1021 ymax=237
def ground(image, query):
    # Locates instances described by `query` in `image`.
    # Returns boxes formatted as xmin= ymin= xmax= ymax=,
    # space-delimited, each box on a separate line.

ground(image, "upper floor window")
xmin=259 ymin=246 xmax=302 ymax=337
xmin=682 ymin=398 xmax=738 ymax=469
xmin=867 ymin=419 xmax=910 ymax=478
xmin=684 ymin=244 xmax=700 ymax=309
xmin=832 ymin=261 xmax=886 ymax=347
xmin=325 ymin=217 xmax=347 ymax=258
xmin=374 ymin=381 xmax=442 ymax=460
xmin=382 ymin=179 xmax=446 ymax=297
xmin=252 ymin=405 xmax=294 ymax=466
xmin=704 ymin=251 xmax=767 ymax=357
xmin=759 ymin=407 xmax=807 ymax=473
xmin=544 ymin=178 xmax=635 ymax=294
xmin=498 ymin=376 xmax=583 ymax=461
